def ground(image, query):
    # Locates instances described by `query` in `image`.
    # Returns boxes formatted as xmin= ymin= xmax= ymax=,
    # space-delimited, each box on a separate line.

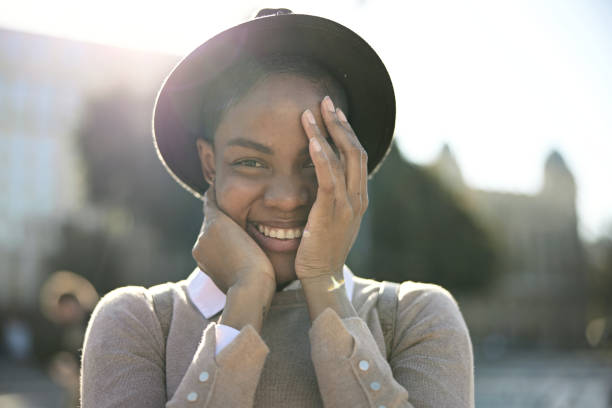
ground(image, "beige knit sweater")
xmin=80 ymin=274 xmax=474 ymax=407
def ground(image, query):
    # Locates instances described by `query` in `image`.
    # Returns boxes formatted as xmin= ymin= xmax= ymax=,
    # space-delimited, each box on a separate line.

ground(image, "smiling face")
xmin=196 ymin=73 xmax=344 ymax=285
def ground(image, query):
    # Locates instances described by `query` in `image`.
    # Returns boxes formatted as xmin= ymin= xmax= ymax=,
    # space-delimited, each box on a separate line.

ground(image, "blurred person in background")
xmin=81 ymin=8 xmax=474 ymax=408
xmin=39 ymin=271 xmax=98 ymax=407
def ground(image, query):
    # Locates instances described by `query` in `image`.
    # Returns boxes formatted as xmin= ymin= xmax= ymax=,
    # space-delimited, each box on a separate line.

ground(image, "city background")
xmin=1 ymin=1 xmax=611 ymax=407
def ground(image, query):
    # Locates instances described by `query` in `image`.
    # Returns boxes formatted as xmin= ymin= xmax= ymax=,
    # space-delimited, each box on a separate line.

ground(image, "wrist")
xmin=220 ymin=278 xmax=274 ymax=333
xmin=234 ymin=269 xmax=275 ymax=295
xmin=296 ymin=266 xmax=343 ymax=283
xmin=301 ymin=274 xmax=356 ymax=321
xmin=300 ymin=273 xmax=344 ymax=292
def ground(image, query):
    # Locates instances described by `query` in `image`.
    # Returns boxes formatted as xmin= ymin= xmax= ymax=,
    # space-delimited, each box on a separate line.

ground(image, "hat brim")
xmin=153 ymin=13 xmax=396 ymax=199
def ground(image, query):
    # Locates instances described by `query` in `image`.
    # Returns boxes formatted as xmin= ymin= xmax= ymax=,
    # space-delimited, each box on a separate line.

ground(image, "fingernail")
xmin=323 ymin=96 xmax=334 ymax=112
xmin=304 ymin=109 xmax=316 ymax=125
xmin=311 ymin=137 xmax=322 ymax=152
xmin=336 ymin=108 xmax=347 ymax=122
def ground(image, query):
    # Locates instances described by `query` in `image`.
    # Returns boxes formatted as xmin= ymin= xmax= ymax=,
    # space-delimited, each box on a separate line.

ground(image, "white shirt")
xmin=186 ymin=266 xmax=355 ymax=355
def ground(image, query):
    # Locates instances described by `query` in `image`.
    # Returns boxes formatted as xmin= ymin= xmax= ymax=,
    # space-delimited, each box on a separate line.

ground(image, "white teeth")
xmin=255 ymin=224 xmax=303 ymax=240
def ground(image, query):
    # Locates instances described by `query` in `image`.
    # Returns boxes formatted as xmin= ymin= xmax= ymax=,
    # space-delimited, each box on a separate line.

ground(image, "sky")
xmin=1 ymin=0 xmax=611 ymax=240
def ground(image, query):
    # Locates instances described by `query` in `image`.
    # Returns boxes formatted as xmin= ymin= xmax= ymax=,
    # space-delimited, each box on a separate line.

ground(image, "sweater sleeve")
xmin=308 ymin=284 xmax=474 ymax=408
xmin=80 ymin=286 xmax=269 ymax=408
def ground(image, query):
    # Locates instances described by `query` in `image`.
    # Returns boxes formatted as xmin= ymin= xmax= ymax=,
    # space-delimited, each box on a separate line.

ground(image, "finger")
xmin=335 ymin=107 xmax=354 ymax=132
xmin=334 ymin=105 xmax=368 ymax=214
xmin=320 ymin=97 xmax=366 ymax=205
xmin=336 ymin=107 xmax=368 ymax=213
xmin=301 ymin=109 xmax=346 ymax=197
xmin=305 ymin=137 xmax=336 ymax=231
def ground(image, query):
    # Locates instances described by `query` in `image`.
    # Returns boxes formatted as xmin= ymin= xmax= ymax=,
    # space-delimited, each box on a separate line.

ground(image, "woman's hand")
xmin=192 ymin=186 xmax=276 ymax=331
xmin=295 ymin=96 xmax=368 ymax=284
xmin=193 ymin=185 xmax=276 ymax=292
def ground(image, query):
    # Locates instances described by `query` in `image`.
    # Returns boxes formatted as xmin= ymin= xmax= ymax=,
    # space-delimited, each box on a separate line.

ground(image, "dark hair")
xmin=198 ymin=54 xmax=348 ymax=142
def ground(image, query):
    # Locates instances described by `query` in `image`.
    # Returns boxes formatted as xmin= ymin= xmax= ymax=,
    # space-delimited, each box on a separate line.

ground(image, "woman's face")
xmin=197 ymin=73 xmax=334 ymax=285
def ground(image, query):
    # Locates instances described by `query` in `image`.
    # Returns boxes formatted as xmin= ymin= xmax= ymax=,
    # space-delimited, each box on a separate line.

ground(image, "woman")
xmin=80 ymin=9 xmax=474 ymax=408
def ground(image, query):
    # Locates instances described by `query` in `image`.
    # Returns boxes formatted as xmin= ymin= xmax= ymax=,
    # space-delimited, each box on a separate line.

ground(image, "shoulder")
xmin=91 ymin=281 xmax=180 ymax=316
xmin=353 ymin=276 xmax=468 ymax=335
xmin=85 ymin=286 xmax=156 ymax=343
xmin=398 ymin=281 xmax=462 ymax=318
xmin=352 ymin=276 xmax=461 ymax=313
xmin=392 ymin=281 xmax=472 ymax=353
xmin=90 ymin=285 xmax=153 ymax=320
xmin=82 ymin=284 xmax=180 ymax=362
xmin=85 ymin=283 xmax=178 ymax=342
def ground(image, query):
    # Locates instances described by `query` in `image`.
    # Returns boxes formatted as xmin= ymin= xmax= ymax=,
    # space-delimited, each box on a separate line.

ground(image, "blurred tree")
xmin=45 ymin=222 xmax=122 ymax=295
xmin=42 ymin=88 xmax=202 ymax=295
xmin=349 ymin=144 xmax=498 ymax=294
xmin=76 ymin=88 xmax=202 ymax=253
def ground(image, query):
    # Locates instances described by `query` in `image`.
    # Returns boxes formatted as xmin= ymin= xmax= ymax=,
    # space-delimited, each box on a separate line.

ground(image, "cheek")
xmin=215 ymin=175 xmax=263 ymax=227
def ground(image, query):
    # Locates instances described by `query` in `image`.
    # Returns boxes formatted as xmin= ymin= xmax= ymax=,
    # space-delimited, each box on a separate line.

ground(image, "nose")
xmin=263 ymin=173 xmax=312 ymax=212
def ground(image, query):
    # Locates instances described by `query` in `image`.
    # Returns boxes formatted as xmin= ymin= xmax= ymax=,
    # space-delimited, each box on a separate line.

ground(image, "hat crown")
xmin=255 ymin=8 xmax=292 ymax=18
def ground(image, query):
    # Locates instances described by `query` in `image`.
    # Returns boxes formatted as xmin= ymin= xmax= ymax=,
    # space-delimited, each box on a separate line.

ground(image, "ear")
xmin=196 ymin=139 xmax=216 ymax=184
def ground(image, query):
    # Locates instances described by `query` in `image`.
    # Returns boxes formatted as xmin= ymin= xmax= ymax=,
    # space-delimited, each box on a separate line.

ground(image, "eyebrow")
xmin=226 ymin=138 xmax=273 ymax=154
xmin=226 ymin=137 xmax=311 ymax=156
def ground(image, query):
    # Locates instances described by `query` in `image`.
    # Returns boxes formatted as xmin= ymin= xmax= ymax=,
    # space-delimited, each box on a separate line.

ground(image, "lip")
xmin=247 ymin=222 xmax=303 ymax=253
xmin=249 ymin=220 xmax=307 ymax=229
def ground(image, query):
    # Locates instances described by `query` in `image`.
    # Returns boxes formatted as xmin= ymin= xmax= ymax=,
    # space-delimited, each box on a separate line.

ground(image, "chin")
xmin=268 ymin=251 xmax=298 ymax=287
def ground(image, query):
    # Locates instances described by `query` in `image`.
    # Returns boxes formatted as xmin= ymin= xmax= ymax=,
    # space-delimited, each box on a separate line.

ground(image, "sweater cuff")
xmin=215 ymin=324 xmax=269 ymax=368
xmin=309 ymin=308 xmax=408 ymax=408
xmin=169 ymin=323 xmax=269 ymax=407
xmin=309 ymin=307 xmax=355 ymax=358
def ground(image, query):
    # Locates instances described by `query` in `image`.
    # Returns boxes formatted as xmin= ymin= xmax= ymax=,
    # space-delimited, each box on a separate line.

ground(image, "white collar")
xmin=186 ymin=265 xmax=355 ymax=319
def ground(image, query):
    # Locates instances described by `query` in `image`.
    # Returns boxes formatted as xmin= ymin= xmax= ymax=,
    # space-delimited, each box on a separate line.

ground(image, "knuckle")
xmin=191 ymin=244 xmax=204 ymax=261
xmin=349 ymin=145 xmax=361 ymax=157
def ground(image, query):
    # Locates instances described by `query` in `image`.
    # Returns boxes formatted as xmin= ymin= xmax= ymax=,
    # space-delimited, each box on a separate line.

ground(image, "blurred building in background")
xmin=0 ymin=28 xmax=177 ymax=309
xmin=430 ymin=145 xmax=589 ymax=347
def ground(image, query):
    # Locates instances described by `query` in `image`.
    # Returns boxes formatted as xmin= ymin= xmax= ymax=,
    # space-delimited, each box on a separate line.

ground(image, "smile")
xmin=254 ymin=223 xmax=304 ymax=240
xmin=247 ymin=222 xmax=304 ymax=253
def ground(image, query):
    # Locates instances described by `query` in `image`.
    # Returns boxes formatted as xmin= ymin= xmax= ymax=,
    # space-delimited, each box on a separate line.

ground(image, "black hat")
xmin=152 ymin=8 xmax=396 ymax=199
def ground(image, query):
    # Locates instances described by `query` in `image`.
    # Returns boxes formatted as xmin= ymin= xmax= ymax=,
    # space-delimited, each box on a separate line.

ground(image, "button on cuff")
xmin=359 ymin=360 xmax=369 ymax=371
xmin=186 ymin=391 xmax=198 ymax=402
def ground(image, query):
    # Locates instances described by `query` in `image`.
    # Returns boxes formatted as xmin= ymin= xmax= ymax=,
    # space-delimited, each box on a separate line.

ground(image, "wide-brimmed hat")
xmin=153 ymin=8 xmax=396 ymax=199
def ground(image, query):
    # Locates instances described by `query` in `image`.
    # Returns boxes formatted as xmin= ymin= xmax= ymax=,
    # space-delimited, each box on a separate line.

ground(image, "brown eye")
xmin=234 ymin=159 xmax=265 ymax=168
